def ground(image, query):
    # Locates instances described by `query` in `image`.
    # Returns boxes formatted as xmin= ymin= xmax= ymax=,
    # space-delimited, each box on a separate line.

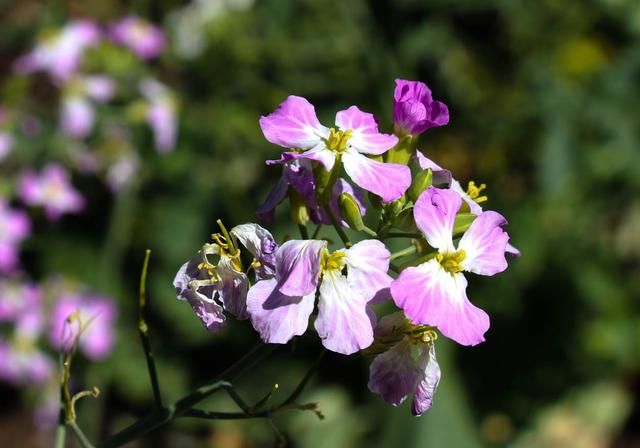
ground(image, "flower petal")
xmin=276 ymin=239 xmax=326 ymax=296
xmin=345 ymin=239 xmax=392 ymax=303
xmin=259 ymin=96 xmax=328 ymax=149
xmin=246 ymin=278 xmax=315 ymax=344
xmin=217 ymin=256 xmax=249 ymax=319
xmin=342 ymin=150 xmax=411 ymax=203
xmin=413 ymin=187 xmax=461 ymax=252
xmin=458 ymin=211 xmax=509 ymax=276
xmin=506 ymin=243 xmax=521 ymax=257
xmin=411 ymin=344 xmax=441 ymax=416
xmin=414 ymin=151 xmax=452 ymax=186
xmin=315 ymin=272 xmax=374 ymax=355
xmin=368 ymin=338 xmax=422 ymax=406
xmin=335 ymin=106 xmax=398 ymax=155
xmin=231 ymin=223 xmax=278 ymax=279
xmin=450 ymin=180 xmax=484 ymax=215
xmin=256 ymin=176 xmax=289 ymax=222
xmin=390 ymin=260 xmax=489 ymax=346
xmin=295 ymin=143 xmax=336 ymax=171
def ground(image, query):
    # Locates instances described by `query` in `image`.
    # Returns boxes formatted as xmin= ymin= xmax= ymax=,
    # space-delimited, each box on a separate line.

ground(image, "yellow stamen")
xmin=466 ymin=181 xmax=488 ymax=204
xmin=320 ymin=248 xmax=346 ymax=274
xmin=436 ymin=250 xmax=466 ymax=274
xmin=325 ymin=128 xmax=352 ymax=153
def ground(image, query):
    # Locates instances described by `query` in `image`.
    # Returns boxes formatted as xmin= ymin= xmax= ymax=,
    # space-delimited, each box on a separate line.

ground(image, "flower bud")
xmin=338 ymin=192 xmax=365 ymax=231
xmin=289 ymin=190 xmax=310 ymax=225
xmin=407 ymin=168 xmax=433 ymax=202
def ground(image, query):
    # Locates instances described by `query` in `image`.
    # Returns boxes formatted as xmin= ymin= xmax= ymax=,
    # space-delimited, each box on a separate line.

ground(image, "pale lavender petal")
xmin=148 ymin=101 xmax=176 ymax=153
xmin=84 ymin=75 xmax=115 ymax=101
xmin=506 ymin=243 xmax=521 ymax=257
xmin=315 ymin=272 xmax=374 ymax=355
xmin=0 ymin=132 xmax=14 ymax=161
xmin=259 ymin=96 xmax=328 ymax=149
xmin=217 ymin=256 xmax=249 ymax=319
xmin=61 ymin=96 xmax=95 ymax=138
xmin=345 ymin=239 xmax=392 ymax=303
xmin=458 ymin=211 xmax=509 ymax=276
xmin=368 ymin=338 xmax=422 ymax=406
xmin=0 ymin=244 xmax=18 ymax=272
xmin=334 ymin=106 xmax=398 ymax=155
xmin=109 ymin=16 xmax=166 ymax=59
xmin=246 ymin=278 xmax=315 ymax=344
xmin=79 ymin=296 xmax=117 ymax=360
xmin=413 ymin=187 xmax=461 ymax=252
xmin=276 ymin=239 xmax=326 ymax=296
xmin=414 ymin=151 xmax=452 ymax=186
xmin=450 ymin=180 xmax=483 ymax=215
xmin=391 ymin=260 xmax=489 ymax=346
xmin=295 ymin=143 xmax=336 ymax=171
xmin=342 ymin=150 xmax=411 ymax=202
xmin=188 ymin=291 xmax=226 ymax=332
xmin=231 ymin=223 xmax=278 ymax=279
xmin=411 ymin=344 xmax=441 ymax=416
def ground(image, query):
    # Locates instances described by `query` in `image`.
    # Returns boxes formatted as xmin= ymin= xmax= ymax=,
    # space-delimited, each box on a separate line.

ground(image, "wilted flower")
xmin=247 ymin=239 xmax=392 ymax=355
xmin=391 ymin=187 xmax=510 ymax=346
xmin=49 ymin=294 xmax=117 ymax=360
xmin=109 ymin=16 xmax=166 ymax=59
xmin=18 ymin=164 xmax=85 ymax=220
xmin=139 ymin=79 xmax=177 ymax=153
xmin=0 ymin=200 xmax=31 ymax=272
xmin=14 ymin=20 xmax=101 ymax=81
xmin=393 ymin=79 xmax=449 ymax=136
xmin=260 ymin=96 xmax=411 ymax=202
xmin=367 ymin=312 xmax=441 ymax=416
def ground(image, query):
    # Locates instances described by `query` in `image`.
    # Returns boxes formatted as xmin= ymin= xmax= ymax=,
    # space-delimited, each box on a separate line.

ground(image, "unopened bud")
xmin=393 ymin=207 xmax=417 ymax=232
xmin=289 ymin=190 xmax=310 ymax=225
xmin=453 ymin=213 xmax=476 ymax=236
xmin=338 ymin=193 xmax=365 ymax=231
xmin=408 ymin=168 xmax=433 ymax=202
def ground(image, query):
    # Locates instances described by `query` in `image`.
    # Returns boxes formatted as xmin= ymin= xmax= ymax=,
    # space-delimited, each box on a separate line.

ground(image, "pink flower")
xmin=13 ymin=20 xmax=101 ymax=81
xmin=60 ymin=75 xmax=116 ymax=138
xmin=109 ymin=16 xmax=166 ymax=59
xmin=0 ymin=132 xmax=14 ymax=161
xmin=260 ymin=96 xmax=411 ymax=202
xmin=18 ymin=164 xmax=85 ymax=220
xmin=393 ymin=79 xmax=449 ymax=136
xmin=0 ymin=280 xmax=40 ymax=321
xmin=391 ymin=187 xmax=511 ymax=346
xmin=0 ymin=199 xmax=31 ymax=272
xmin=139 ymin=79 xmax=177 ymax=153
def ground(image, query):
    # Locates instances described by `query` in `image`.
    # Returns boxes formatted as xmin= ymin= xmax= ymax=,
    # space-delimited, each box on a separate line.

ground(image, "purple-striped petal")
xmin=411 ymin=344 xmax=441 ymax=416
xmin=368 ymin=338 xmax=422 ymax=406
xmin=335 ymin=106 xmax=398 ymax=155
xmin=276 ymin=239 xmax=326 ymax=296
xmin=345 ymin=239 xmax=392 ymax=303
xmin=391 ymin=260 xmax=489 ymax=346
xmin=259 ymin=96 xmax=328 ymax=149
xmin=414 ymin=187 xmax=461 ymax=252
xmin=315 ymin=272 xmax=374 ymax=355
xmin=217 ymin=256 xmax=249 ymax=319
xmin=342 ymin=150 xmax=411 ymax=202
xmin=231 ymin=223 xmax=278 ymax=280
xmin=246 ymin=278 xmax=315 ymax=344
xmin=458 ymin=211 xmax=509 ymax=276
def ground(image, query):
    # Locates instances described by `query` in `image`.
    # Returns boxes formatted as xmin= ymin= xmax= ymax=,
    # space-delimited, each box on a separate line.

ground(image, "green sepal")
xmin=338 ymin=192 xmax=365 ymax=231
xmin=407 ymin=168 xmax=433 ymax=202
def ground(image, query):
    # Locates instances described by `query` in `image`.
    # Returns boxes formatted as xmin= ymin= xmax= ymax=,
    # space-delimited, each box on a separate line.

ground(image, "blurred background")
xmin=0 ymin=0 xmax=639 ymax=447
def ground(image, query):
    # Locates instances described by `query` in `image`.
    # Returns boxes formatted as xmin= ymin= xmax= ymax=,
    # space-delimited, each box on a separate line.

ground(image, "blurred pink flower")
xmin=0 ymin=132 xmax=14 ymax=161
xmin=14 ymin=20 xmax=101 ymax=81
xmin=18 ymin=164 xmax=85 ymax=220
xmin=0 ymin=280 xmax=40 ymax=321
xmin=139 ymin=79 xmax=177 ymax=153
xmin=109 ymin=16 xmax=166 ymax=59
xmin=0 ymin=199 xmax=31 ymax=272
xmin=60 ymin=75 xmax=116 ymax=138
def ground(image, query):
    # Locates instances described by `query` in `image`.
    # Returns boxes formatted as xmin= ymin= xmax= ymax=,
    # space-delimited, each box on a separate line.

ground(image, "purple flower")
xmin=0 ymin=200 xmax=31 ymax=272
xmin=246 ymin=239 xmax=392 ymax=355
xmin=139 ymin=79 xmax=177 ymax=153
xmin=49 ymin=294 xmax=117 ymax=360
xmin=367 ymin=312 xmax=441 ymax=416
xmin=260 ymin=96 xmax=411 ymax=202
xmin=18 ymin=164 xmax=85 ymax=220
xmin=60 ymin=75 xmax=116 ymax=139
xmin=109 ymin=16 xmax=166 ymax=60
xmin=391 ymin=187 xmax=511 ymax=346
xmin=0 ymin=280 xmax=40 ymax=321
xmin=393 ymin=79 xmax=449 ymax=136
xmin=231 ymin=223 xmax=278 ymax=280
xmin=13 ymin=20 xmax=101 ymax=81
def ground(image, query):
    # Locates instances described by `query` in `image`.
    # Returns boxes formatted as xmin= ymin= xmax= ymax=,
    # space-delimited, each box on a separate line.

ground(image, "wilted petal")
xmin=411 ymin=344 xmax=441 ymax=416
xmin=458 ymin=211 xmax=509 ymax=276
xmin=342 ymin=150 xmax=411 ymax=203
xmin=414 ymin=187 xmax=461 ymax=252
xmin=368 ymin=338 xmax=422 ymax=406
xmin=231 ymin=223 xmax=278 ymax=279
xmin=217 ymin=256 xmax=249 ymax=319
xmin=391 ymin=260 xmax=489 ymax=346
xmin=373 ymin=311 xmax=410 ymax=338
xmin=315 ymin=272 xmax=374 ymax=355
xmin=246 ymin=278 xmax=315 ymax=344
xmin=276 ymin=239 xmax=326 ymax=296
xmin=335 ymin=106 xmax=398 ymax=155
xmin=259 ymin=96 xmax=328 ymax=149
xmin=345 ymin=239 xmax=392 ymax=303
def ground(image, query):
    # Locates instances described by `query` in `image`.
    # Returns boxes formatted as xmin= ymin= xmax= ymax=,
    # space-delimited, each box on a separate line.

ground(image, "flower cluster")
xmin=176 ymin=79 xmax=518 ymax=415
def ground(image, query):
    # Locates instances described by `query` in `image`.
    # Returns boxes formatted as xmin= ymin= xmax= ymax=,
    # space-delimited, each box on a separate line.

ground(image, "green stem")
xmin=138 ymin=249 xmax=163 ymax=409
xmin=390 ymin=245 xmax=418 ymax=261
xmin=70 ymin=420 xmax=95 ymax=448
xmin=311 ymin=224 xmax=322 ymax=239
xmin=384 ymin=232 xmax=422 ymax=239
xmin=324 ymin=206 xmax=351 ymax=248
xmin=360 ymin=225 xmax=378 ymax=238
xmin=298 ymin=224 xmax=309 ymax=240
xmin=54 ymin=412 xmax=66 ymax=448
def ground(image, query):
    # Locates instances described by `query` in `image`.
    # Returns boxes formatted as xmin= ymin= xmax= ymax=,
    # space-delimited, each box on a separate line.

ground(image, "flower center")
xmin=320 ymin=248 xmax=346 ymax=274
xmin=466 ymin=181 xmax=488 ymax=204
xmin=325 ymin=128 xmax=352 ymax=153
xmin=436 ymin=250 xmax=466 ymax=274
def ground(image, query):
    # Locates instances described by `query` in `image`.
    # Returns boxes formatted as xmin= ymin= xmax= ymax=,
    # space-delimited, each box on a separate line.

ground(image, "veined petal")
xmin=342 ymin=150 xmax=411 ymax=203
xmin=411 ymin=344 xmax=441 ymax=416
xmin=335 ymin=106 xmax=398 ymax=155
xmin=295 ymin=143 xmax=336 ymax=171
xmin=414 ymin=151 xmax=452 ymax=186
xmin=315 ymin=272 xmax=374 ymax=355
xmin=345 ymin=239 xmax=392 ymax=303
xmin=458 ymin=211 xmax=509 ymax=276
xmin=231 ymin=223 xmax=278 ymax=279
xmin=259 ymin=96 xmax=328 ymax=149
xmin=450 ymin=180 xmax=484 ymax=215
xmin=414 ymin=187 xmax=461 ymax=252
xmin=217 ymin=256 xmax=249 ymax=319
xmin=390 ymin=260 xmax=489 ymax=346
xmin=276 ymin=239 xmax=326 ymax=296
xmin=368 ymin=338 xmax=422 ymax=406
xmin=247 ymin=278 xmax=315 ymax=344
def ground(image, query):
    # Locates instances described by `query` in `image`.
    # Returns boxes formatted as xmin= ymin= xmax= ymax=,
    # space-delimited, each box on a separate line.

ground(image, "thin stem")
xmin=311 ymin=224 xmax=322 ymax=239
xmin=360 ymin=225 xmax=378 ymax=238
xmin=324 ymin=206 xmax=351 ymax=248
xmin=390 ymin=262 xmax=401 ymax=274
xmin=54 ymin=403 xmax=67 ymax=448
xmin=384 ymin=232 xmax=421 ymax=239
xmin=70 ymin=420 xmax=95 ymax=448
xmin=390 ymin=245 xmax=418 ymax=261
xmin=138 ymin=249 xmax=163 ymax=409
xmin=297 ymin=224 xmax=309 ymax=240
